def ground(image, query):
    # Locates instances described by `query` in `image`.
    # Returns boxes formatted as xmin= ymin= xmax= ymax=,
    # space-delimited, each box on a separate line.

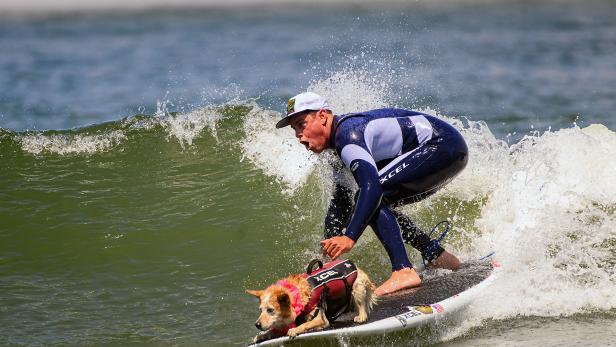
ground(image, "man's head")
xmin=276 ymin=92 xmax=334 ymax=153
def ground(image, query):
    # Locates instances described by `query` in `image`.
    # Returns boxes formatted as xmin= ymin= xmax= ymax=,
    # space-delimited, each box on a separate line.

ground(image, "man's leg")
xmin=393 ymin=210 xmax=444 ymax=261
xmin=393 ymin=210 xmax=460 ymax=270
xmin=378 ymin=131 xmax=468 ymax=270
xmin=369 ymin=204 xmax=421 ymax=296
xmin=323 ymin=184 xmax=354 ymax=238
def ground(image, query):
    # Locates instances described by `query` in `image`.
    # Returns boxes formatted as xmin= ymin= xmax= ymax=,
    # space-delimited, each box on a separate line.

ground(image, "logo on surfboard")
xmin=414 ymin=306 xmax=433 ymax=314
xmin=395 ymin=310 xmax=421 ymax=327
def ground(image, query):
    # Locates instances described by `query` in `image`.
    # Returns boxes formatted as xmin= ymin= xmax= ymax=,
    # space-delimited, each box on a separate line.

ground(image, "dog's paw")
xmin=353 ymin=313 xmax=368 ymax=323
xmin=287 ymin=327 xmax=300 ymax=338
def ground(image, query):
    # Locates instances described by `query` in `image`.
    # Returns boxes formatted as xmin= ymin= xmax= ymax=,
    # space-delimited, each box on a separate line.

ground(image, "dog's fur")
xmin=246 ymin=267 xmax=377 ymax=343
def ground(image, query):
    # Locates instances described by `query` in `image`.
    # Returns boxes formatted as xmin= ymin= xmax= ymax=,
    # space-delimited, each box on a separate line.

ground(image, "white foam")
xmin=442 ymin=117 xmax=512 ymax=201
xmin=18 ymin=130 xmax=126 ymax=155
xmin=432 ymin=123 xmax=616 ymax=342
xmin=239 ymin=70 xmax=389 ymax=193
xmin=475 ymin=124 xmax=616 ymax=313
xmin=309 ymin=70 xmax=389 ymax=115
xmin=239 ymin=105 xmax=319 ymax=193
xmin=159 ymin=107 xmax=224 ymax=149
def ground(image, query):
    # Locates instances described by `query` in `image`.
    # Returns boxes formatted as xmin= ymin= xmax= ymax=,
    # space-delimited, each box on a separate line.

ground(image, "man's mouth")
xmin=300 ymin=141 xmax=310 ymax=150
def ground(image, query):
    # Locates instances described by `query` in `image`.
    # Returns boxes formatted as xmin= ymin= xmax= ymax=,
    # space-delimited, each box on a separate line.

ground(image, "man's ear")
xmin=318 ymin=109 xmax=328 ymax=125
xmin=246 ymin=289 xmax=263 ymax=298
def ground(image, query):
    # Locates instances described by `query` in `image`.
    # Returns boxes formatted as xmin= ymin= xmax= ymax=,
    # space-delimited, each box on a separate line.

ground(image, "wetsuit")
xmin=324 ymin=108 xmax=468 ymax=271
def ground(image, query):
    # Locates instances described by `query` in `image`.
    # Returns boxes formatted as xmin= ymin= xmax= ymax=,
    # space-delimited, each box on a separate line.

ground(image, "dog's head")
xmin=246 ymin=286 xmax=296 ymax=331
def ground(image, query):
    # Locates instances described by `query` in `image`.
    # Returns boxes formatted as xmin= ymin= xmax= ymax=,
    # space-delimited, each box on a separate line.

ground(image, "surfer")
xmin=276 ymin=92 xmax=466 ymax=296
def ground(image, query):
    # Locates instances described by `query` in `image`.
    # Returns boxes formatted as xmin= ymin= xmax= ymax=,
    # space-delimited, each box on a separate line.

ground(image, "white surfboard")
xmin=249 ymin=254 xmax=500 ymax=346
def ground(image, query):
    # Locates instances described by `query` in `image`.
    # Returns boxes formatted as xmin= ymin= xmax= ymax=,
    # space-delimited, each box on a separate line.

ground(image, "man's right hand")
xmin=320 ymin=236 xmax=355 ymax=260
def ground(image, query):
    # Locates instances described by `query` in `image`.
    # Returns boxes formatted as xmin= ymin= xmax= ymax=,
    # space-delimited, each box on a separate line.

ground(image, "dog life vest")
xmin=296 ymin=259 xmax=358 ymax=324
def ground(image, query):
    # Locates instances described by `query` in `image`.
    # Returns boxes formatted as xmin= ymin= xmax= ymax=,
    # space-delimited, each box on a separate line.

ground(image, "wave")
xmin=2 ymin=69 xmax=615 ymax=342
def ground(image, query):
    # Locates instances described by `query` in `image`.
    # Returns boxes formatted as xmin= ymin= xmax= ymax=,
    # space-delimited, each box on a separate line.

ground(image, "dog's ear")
xmin=277 ymin=292 xmax=291 ymax=310
xmin=245 ymin=289 xmax=263 ymax=298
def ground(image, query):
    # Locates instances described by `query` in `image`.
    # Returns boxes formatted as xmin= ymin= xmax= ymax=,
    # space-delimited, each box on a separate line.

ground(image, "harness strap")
xmin=327 ymin=276 xmax=354 ymax=321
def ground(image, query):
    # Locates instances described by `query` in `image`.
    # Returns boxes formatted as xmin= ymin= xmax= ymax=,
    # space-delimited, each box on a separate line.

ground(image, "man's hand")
xmin=320 ymin=236 xmax=355 ymax=260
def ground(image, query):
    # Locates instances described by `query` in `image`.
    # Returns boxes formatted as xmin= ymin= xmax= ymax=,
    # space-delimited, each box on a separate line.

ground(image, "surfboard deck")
xmin=249 ymin=257 xmax=498 ymax=346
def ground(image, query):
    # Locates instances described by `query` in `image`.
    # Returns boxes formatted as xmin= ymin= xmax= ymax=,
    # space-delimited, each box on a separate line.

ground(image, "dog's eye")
xmin=266 ymin=308 xmax=275 ymax=315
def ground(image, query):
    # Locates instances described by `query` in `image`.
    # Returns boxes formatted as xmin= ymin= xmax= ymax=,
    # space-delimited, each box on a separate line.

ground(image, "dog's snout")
xmin=255 ymin=321 xmax=262 ymax=330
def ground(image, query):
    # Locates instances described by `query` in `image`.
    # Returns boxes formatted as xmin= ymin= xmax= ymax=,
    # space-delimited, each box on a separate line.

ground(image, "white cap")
xmin=276 ymin=92 xmax=330 ymax=128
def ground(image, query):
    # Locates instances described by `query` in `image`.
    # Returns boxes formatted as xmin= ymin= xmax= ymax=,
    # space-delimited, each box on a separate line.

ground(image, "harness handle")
xmin=306 ymin=259 xmax=324 ymax=274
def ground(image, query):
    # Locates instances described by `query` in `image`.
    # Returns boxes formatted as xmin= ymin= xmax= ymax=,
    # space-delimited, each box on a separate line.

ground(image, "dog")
xmin=246 ymin=259 xmax=377 ymax=343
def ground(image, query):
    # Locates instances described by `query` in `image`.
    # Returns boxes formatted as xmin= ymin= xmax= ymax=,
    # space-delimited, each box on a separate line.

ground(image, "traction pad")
xmin=325 ymin=260 xmax=493 ymax=329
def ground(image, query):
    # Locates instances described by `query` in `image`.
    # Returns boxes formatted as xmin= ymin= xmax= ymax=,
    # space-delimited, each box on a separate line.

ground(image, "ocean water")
xmin=1 ymin=1 xmax=615 ymax=346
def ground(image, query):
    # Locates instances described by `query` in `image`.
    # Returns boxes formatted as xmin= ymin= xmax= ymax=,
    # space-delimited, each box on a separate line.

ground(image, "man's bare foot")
xmin=375 ymin=267 xmax=421 ymax=296
xmin=429 ymin=250 xmax=461 ymax=270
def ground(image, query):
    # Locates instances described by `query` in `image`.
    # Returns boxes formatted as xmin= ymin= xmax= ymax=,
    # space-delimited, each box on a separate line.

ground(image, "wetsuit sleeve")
xmin=339 ymin=144 xmax=383 ymax=242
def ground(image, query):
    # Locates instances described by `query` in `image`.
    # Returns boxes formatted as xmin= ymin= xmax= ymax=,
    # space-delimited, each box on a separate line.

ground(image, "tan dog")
xmin=246 ymin=260 xmax=376 ymax=343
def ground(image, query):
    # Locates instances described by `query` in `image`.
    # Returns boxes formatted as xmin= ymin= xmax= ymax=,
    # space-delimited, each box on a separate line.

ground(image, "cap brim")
xmin=275 ymin=110 xmax=303 ymax=129
xmin=275 ymin=115 xmax=292 ymax=129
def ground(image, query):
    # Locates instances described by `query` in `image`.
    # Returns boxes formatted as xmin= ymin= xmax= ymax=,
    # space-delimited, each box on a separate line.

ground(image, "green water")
xmin=1 ymin=107 xmax=304 ymax=345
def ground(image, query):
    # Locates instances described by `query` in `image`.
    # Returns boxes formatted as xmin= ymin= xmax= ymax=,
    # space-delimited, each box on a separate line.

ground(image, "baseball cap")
xmin=276 ymin=92 xmax=330 ymax=128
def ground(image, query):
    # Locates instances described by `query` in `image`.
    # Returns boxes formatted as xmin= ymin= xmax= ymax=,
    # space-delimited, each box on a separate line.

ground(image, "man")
xmin=276 ymin=92 xmax=467 ymax=296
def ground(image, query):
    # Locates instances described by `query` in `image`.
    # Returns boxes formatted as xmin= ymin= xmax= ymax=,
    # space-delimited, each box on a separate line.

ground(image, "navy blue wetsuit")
xmin=325 ymin=108 xmax=468 ymax=271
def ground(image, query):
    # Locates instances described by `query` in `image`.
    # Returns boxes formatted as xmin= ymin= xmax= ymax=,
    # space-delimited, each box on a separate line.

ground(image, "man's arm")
xmin=338 ymin=142 xmax=382 ymax=241
xmin=343 ymin=159 xmax=382 ymax=241
xmin=321 ymin=123 xmax=382 ymax=259
xmin=320 ymin=153 xmax=382 ymax=259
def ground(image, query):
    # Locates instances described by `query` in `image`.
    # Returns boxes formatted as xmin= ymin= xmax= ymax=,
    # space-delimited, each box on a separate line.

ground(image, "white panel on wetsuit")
xmin=409 ymin=115 xmax=433 ymax=145
xmin=340 ymin=144 xmax=377 ymax=170
xmin=363 ymin=118 xmax=403 ymax=162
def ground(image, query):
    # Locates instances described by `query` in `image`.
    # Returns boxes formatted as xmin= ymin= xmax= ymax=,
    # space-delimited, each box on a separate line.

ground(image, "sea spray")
xmin=436 ymin=124 xmax=616 ymax=343
xmin=477 ymin=124 xmax=616 ymax=313
xmin=239 ymin=104 xmax=319 ymax=193
xmin=18 ymin=130 xmax=127 ymax=155
xmin=159 ymin=107 xmax=224 ymax=149
xmin=309 ymin=69 xmax=389 ymax=114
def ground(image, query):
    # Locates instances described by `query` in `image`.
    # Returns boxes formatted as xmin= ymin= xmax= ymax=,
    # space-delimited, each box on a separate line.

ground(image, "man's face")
xmin=289 ymin=110 xmax=328 ymax=153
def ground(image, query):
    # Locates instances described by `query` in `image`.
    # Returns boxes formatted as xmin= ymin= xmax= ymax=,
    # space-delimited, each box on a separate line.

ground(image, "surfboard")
xmin=249 ymin=255 xmax=499 ymax=346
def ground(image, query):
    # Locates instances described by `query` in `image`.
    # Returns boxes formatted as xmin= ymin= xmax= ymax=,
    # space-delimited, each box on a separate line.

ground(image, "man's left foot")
xmin=429 ymin=250 xmax=461 ymax=270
